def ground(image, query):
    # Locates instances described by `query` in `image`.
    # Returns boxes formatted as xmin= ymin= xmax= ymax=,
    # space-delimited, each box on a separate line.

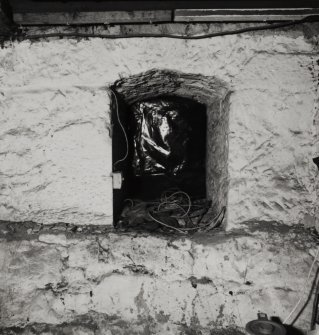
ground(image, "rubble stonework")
xmin=0 ymin=221 xmax=318 ymax=334
xmin=0 ymin=22 xmax=319 ymax=334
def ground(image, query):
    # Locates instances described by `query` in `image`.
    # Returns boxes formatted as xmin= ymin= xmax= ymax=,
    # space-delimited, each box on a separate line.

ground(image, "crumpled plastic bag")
xmin=130 ymin=96 xmax=206 ymax=177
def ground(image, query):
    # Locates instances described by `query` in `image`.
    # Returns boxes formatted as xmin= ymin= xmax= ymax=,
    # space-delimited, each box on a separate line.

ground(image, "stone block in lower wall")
xmin=0 ymin=87 xmax=113 ymax=225
xmin=0 ymin=222 xmax=317 ymax=334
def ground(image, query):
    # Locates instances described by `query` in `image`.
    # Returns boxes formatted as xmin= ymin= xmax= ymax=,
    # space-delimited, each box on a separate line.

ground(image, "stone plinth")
xmin=0 ymin=221 xmax=317 ymax=334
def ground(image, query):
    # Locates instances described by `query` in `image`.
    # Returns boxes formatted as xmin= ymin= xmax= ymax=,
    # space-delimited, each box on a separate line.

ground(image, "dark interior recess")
xmin=112 ymin=94 xmax=207 ymax=223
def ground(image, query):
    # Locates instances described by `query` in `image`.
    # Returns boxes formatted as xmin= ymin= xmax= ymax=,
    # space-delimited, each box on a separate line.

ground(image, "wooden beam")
xmin=14 ymin=10 xmax=172 ymax=25
xmin=174 ymin=8 xmax=319 ymax=22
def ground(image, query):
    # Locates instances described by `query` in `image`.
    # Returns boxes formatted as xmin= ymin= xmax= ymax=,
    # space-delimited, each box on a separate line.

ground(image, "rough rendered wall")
xmin=0 ymin=23 xmax=319 ymax=335
xmin=0 ymin=87 xmax=113 ymax=225
xmin=0 ymin=222 xmax=318 ymax=335
xmin=1 ymin=25 xmax=318 ymax=227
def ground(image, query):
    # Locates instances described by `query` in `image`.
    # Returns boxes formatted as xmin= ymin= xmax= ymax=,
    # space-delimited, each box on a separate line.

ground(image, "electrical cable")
xmin=204 ymin=205 xmax=226 ymax=231
xmin=157 ymin=190 xmax=192 ymax=218
xmin=148 ymin=203 xmax=226 ymax=233
xmin=149 ymin=191 xmax=225 ymax=232
xmin=108 ymin=88 xmax=129 ymax=169
xmin=2 ymin=15 xmax=319 ymax=41
xmin=283 ymin=247 xmax=319 ymax=325
xmin=148 ymin=211 xmax=188 ymax=234
xmin=120 ymin=190 xmax=225 ymax=233
xmin=311 ymin=276 xmax=319 ymax=330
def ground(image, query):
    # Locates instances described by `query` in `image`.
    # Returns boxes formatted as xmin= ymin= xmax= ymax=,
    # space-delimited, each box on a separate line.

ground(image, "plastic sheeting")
xmin=130 ymin=96 xmax=206 ymax=179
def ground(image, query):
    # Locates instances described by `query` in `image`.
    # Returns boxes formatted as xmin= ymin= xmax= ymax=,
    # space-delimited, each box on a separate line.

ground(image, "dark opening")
xmin=112 ymin=95 xmax=207 ymax=223
xmin=111 ymin=69 xmax=230 ymax=231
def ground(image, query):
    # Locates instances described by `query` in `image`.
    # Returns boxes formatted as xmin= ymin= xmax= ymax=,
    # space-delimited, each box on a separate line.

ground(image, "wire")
xmin=148 ymin=191 xmax=225 ymax=233
xmin=204 ymin=205 xmax=226 ymax=231
xmin=3 ymin=15 xmax=319 ymax=41
xmin=283 ymin=247 xmax=319 ymax=325
xmin=119 ymin=190 xmax=226 ymax=233
xmin=311 ymin=276 xmax=319 ymax=330
xmin=157 ymin=191 xmax=192 ymax=218
xmin=108 ymin=88 xmax=129 ymax=169
xmin=148 ymin=211 xmax=188 ymax=234
xmin=147 ymin=205 xmax=226 ymax=233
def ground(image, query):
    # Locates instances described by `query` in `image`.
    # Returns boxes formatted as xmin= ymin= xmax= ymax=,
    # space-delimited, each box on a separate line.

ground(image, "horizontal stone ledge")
xmin=0 ymin=219 xmax=317 ymax=247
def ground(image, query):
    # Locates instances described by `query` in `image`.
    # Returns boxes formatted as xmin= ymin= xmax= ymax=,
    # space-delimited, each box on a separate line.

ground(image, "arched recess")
xmin=111 ymin=69 xmax=231 ymax=226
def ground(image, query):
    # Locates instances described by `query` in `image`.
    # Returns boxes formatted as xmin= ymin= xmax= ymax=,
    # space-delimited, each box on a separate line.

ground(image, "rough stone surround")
xmin=0 ymin=221 xmax=318 ymax=334
xmin=112 ymin=69 xmax=230 ymax=218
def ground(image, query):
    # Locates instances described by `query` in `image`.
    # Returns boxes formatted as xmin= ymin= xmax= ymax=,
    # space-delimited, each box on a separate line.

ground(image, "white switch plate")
xmin=112 ymin=172 xmax=123 ymax=189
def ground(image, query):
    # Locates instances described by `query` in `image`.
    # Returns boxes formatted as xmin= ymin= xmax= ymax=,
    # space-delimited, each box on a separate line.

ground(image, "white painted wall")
xmin=0 ymin=87 xmax=113 ymax=225
xmin=0 ymin=28 xmax=318 ymax=228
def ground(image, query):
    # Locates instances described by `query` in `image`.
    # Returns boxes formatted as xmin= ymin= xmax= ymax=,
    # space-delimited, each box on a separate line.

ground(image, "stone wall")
xmin=0 ymin=221 xmax=318 ymax=334
xmin=0 ymin=22 xmax=319 ymax=335
xmin=0 ymin=23 xmax=318 ymax=228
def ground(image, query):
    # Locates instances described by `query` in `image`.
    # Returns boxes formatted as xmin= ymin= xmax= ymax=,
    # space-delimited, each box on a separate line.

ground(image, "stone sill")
xmin=0 ymin=220 xmax=317 ymax=251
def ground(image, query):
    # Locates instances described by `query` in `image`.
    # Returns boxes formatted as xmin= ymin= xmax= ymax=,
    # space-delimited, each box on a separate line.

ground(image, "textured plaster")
xmin=0 ymin=222 xmax=318 ymax=334
xmin=0 ymin=23 xmax=319 ymax=333
xmin=0 ymin=24 xmax=318 ymax=227
xmin=0 ymin=87 xmax=113 ymax=225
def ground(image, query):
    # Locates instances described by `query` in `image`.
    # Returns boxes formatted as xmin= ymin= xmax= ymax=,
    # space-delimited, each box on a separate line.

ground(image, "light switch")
xmin=112 ymin=172 xmax=123 ymax=189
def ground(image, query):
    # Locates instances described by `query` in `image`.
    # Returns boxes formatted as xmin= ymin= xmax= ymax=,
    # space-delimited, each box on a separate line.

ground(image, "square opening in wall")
xmin=111 ymin=69 xmax=230 ymax=233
